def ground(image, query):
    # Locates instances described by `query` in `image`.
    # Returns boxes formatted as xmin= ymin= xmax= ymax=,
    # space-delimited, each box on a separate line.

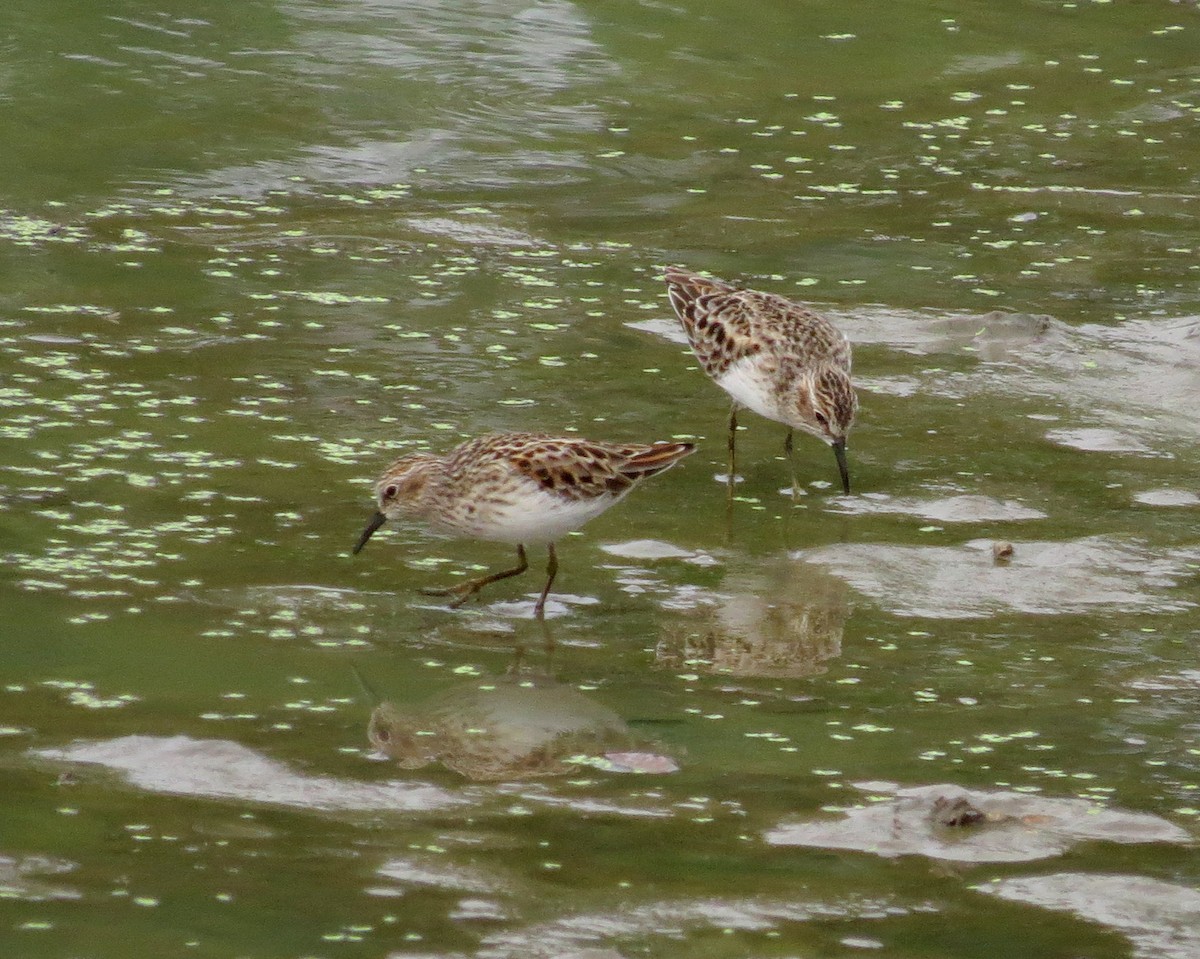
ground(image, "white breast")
xmin=716 ymin=359 xmax=785 ymax=424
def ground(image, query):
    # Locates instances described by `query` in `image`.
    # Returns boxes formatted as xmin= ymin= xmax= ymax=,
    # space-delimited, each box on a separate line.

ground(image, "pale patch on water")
xmin=32 ymin=736 xmax=463 ymax=813
xmin=977 ymin=873 xmax=1200 ymax=959
xmin=483 ymin=593 xmax=600 ymax=620
xmin=765 ymin=782 xmax=1192 ymax=863
xmin=601 ymin=539 xmax=694 ymax=560
xmin=376 ymin=856 xmax=499 ymax=894
xmin=828 ymin=493 xmax=1046 ymax=523
xmin=474 ymin=895 xmax=909 ymax=959
xmin=600 ymin=540 xmax=719 ymax=565
xmin=494 ymin=787 xmax=678 ymax=820
xmin=807 ymin=305 xmax=1058 ymax=359
xmin=796 ymin=536 xmax=1198 ymax=618
xmin=450 ymin=897 xmax=509 ymax=922
xmin=946 ymin=51 xmax=1029 ymax=75
xmin=854 ymin=375 xmax=922 ymax=398
xmin=404 ymin=216 xmax=540 ymax=249
xmin=1045 ymin=427 xmax=1157 ymax=455
xmin=964 ymin=314 xmax=1199 ymax=443
xmin=1133 ymin=489 xmax=1200 ymax=507
xmin=1125 ymin=670 xmax=1200 ymax=693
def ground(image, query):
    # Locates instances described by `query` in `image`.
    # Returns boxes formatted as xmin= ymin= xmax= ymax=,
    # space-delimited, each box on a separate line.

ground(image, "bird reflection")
xmin=656 ymin=558 xmax=848 ymax=678
xmin=363 ymin=638 xmax=677 ymax=780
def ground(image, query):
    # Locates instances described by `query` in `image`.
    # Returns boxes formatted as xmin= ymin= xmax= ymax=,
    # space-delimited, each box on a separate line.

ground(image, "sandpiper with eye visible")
xmin=663 ymin=267 xmax=858 ymax=496
xmin=352 ymin=432 xmax=695 ymax=618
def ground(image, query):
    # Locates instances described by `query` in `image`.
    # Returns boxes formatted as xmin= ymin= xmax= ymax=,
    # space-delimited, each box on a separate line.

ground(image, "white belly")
xmin=458 ymin=484 xmax=624 ymax=545
xmin=716 ymin=359 xmax=784 ymax=424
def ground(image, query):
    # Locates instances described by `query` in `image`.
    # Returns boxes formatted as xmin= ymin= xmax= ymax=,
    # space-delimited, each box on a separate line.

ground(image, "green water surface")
xmin=2 ymin=1 xmax=1199 ymax=956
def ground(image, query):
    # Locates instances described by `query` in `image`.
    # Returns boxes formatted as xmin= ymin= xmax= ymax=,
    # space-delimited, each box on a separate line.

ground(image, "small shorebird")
xmin=663 ymin=267 xmax=858 ymax=496
xmin=352 ymin=432 xmax=695 ymax=618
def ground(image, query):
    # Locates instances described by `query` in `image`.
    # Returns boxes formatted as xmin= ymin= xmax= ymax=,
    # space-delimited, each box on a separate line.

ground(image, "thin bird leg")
xmin=726 ymin=403 xmax=739 ymax=504
xmin=533 ymin=542 xmax=559 ymax=620
xmin=784 ymin=428 xmax=799 ymax=501
xmin=420 ymin=544 xmax=529 ymax=607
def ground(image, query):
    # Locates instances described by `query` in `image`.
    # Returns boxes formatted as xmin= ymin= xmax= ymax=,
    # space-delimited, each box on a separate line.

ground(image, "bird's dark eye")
xmin=814 ymin=412 xmax=829 ymax=428
xmin=383 ymin=484 xmax=398 ymax=500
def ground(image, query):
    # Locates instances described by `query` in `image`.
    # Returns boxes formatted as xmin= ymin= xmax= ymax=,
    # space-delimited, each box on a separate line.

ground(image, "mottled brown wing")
xmin=664 ymin=267 xmax=764 ymax=378
xmin=664 ymin=267 xmax=852 ymax=374
xmin=497 ymin=436 xmax=693 ymax=502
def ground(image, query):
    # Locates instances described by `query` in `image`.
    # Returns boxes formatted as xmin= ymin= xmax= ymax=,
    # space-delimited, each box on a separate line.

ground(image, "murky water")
xmin=3 ymin=1 xmax=1199 ymax=956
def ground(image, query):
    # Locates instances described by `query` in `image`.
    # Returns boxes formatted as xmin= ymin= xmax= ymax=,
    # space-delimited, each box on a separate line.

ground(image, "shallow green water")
xmin=3 ymin=1 xmax=1200 ymax=956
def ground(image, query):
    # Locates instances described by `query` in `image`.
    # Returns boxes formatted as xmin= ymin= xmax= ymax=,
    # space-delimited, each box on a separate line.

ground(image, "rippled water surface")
xmin=3 ymin=1 xmax=1199 ymax=956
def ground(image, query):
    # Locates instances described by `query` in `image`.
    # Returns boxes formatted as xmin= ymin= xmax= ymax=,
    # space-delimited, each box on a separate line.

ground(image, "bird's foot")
xmin=418 ymin=581 xmax=484 ymax=608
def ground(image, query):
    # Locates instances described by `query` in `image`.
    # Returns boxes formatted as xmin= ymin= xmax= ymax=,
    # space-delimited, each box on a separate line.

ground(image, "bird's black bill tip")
xmin=832 ymin=439 xmax=851 ymax=495
xmin=352 ymin=511 xmax=387 ymax=555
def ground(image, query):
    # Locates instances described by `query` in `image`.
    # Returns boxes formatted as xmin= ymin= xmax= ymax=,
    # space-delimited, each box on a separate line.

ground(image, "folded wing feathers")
xmin=620 ymin=442 xmax=695 ymax=479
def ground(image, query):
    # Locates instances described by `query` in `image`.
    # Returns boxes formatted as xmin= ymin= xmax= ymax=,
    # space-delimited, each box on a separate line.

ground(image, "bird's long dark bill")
xmin=353 ymin=511 xmax=387 ymax=554
xmin=832 ymin=439 xmax=851 ymax=495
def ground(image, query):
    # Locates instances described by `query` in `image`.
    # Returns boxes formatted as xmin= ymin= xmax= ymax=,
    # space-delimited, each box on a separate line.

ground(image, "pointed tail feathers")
xmin=663 ymin=266 xmax=735 ymax=301
xmin=663 ymin=268 xmax=738 ymax=335
xmin=621 ymin=442 xmax=695 ymax=479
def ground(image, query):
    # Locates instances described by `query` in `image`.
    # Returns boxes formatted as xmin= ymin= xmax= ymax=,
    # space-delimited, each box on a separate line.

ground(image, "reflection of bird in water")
xmin=352 ymin=432 xmax=694 ymax=618
xmin=366 ymin=669 xmax=677 ymax=781
xmin=656 ymin=560 xmax=847 ymax=679
xmin=664 ymin=267 xmax=857 ymax=496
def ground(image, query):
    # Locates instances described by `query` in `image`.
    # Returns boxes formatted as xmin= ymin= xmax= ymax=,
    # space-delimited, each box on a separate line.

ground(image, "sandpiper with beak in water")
xmin=663 ymin=267 xmax=858 ymax=498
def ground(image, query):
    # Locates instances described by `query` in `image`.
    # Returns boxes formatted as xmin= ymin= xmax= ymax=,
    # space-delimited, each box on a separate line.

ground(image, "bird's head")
xmin=352 ymin=454 xmax=437 ymax=554
xmin=792 ymin=365 xmax=858 ymax=494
